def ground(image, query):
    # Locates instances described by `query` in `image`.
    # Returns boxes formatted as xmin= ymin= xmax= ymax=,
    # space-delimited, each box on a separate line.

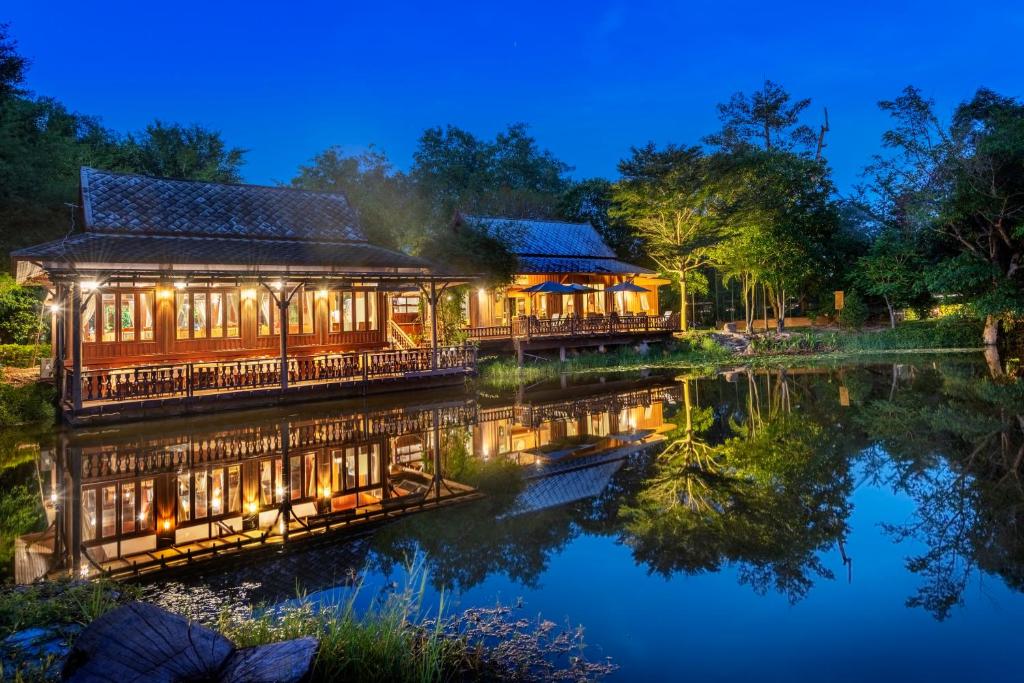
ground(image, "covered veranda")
xmin=14 ymin=247 xmax=475 ymax=424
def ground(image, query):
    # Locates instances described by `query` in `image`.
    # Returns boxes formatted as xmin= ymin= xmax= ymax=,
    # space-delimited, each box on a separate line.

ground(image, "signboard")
xmin=834 ymin=290 xmax=845 ymax=311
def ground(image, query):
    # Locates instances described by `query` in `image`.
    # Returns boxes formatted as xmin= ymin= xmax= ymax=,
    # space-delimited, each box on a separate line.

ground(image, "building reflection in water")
xmin=24 ymin=377 xmax=679 ymax=582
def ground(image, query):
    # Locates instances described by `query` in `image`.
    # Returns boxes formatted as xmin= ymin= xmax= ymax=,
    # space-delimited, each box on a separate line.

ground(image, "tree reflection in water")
xmin=857 ymin=365 xmax=1024 ymax=619
xmin=337 ymin=361 xmax=1024 ymax=620
xmin=620 ymin=371 xmax=852 ymax=603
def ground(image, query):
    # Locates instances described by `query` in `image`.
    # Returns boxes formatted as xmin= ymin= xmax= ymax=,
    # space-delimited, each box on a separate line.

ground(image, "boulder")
xmin=62 ymin=602 xmax=317 ymax=683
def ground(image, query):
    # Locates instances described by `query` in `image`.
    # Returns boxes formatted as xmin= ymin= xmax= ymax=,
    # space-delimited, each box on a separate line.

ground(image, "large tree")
xmin=292 ymin=146 xmax=425 ymax=251
xmin=612 ymin=144 xmax=729 ymax=331
xmin=111 ymin=120 xmax=246 ymax=183
xmin=867 ymin=86 xmax=1024 ymax=362
xmin=411 ymin=122 xmax=571 ymax=222
xmin=705 ymin=79 xmax=823 ymax=157
xmin=716 ymin=150 xmax=840 ymax=332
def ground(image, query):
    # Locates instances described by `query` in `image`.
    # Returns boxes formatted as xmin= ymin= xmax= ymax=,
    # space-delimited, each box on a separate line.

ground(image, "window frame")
xmin=328 ymin=289 xmax=379 ymax=334
xmin=85 ymin=289 xmax=156 ymax=344
xmin=176 ymin=287 xmax=242 ymax=341
xmin=258 ymin=288 xmax=316 ymax=337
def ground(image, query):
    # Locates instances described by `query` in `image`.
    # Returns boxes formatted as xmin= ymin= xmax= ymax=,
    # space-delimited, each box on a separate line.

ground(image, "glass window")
xmin=366 ymin=292 xmax=377 ymax=330
xmin=392 ymin=296 xmax=419 ymax=315
xmin=177 ymin=473 xmax=191 ymax=522
xmin=302 ymin=291 xmax=315 ymax=334
xmin=83 ymin=295 xmax=96 ymax=343
xmin=225 ymin=292 xmax=240 ymax=337
xmin=139 ymin=292 xmax=154 ymax=341
xmin=138 ymin=479 xmax=154 ymax=532
xmin=120 ymin=294 xmax=135 ymax=342
xmin=258 ymin=293 xmax=272 ymax=336
xmin=328 ymin=293 xmax=342 ymax=334
xmin=287 ymin=300 xmax=300 ymax=335
xmin=227 ymin=466 xmax=240 ymax=513
xmin=192 ymin=292 xmax=207 ymax=339
xmin=121 ymin=483 xmax=136 ymax=534
xmin=210 ymin=293 xmax=224 ymax=338
xmin=176 ymin=292 xmax=190 ymax=340
xmin=82 ymin=489 xmax=97 ymax=542
xmin=210 ymin=468 xmax=223 ymax=516
xmin=101 ymin=293 xmax=116 ymax=342
xmin=101 ymin=485 xmax=116 ymax=537
xmin=355 ymin=293 xmax=366 ymax=331
xmin=343 ymin=292 xmax=354 ymax=332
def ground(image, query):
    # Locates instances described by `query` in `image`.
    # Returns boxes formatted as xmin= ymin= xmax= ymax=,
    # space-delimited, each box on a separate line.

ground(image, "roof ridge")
xmin=83 ymin=229 xmax=375 ymax=246
xmin=464 ymin=214 xmax=595 ymax=228
xmin=81 ymin=166 xmax=351 ymax=201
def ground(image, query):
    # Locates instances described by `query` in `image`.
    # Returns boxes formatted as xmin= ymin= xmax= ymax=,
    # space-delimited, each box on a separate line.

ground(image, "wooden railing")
xmin=465 ymin=314 xmax=679 ymax=341
xmin=77 ymin=346 xmax=477 ymax=404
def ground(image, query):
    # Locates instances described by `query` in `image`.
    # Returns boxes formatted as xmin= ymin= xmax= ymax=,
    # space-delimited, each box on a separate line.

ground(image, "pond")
xmin=5 ymin=357 xmax=1024 ymax=681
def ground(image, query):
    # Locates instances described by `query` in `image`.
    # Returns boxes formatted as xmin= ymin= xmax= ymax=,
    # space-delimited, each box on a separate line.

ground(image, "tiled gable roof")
xmin=81 ymin=168 xmax=366 ymax=242
xmin=465 ymin=216 xmax=616 ymax=258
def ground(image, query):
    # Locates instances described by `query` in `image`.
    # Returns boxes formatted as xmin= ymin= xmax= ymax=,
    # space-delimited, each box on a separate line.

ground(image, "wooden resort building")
xmin=11 ymin=168 xmax=476 ymax=425
xmin=458 ymin=215 xmax=677 ymax=355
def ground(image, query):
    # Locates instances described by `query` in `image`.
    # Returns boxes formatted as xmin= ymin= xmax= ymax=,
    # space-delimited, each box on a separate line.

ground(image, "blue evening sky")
xmin=6 ymin=1 xmax=1023 ymax=194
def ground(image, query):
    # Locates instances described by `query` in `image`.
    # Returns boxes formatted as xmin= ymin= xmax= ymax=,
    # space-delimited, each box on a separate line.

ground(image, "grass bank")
xmin=478 ymin=334 xmax=732 ymax=390
xmin=2 ymin=573 xmax=612 ymax=682
xmin=478 ymin=319 xmax=984 ymax=389
xmin=748 ymin=318 xmax=983 ymax=354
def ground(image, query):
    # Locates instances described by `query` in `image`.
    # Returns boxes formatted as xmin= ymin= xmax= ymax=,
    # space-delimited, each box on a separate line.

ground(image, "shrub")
xmin=0 ymin=275 xmax=45 ymax=345
xmin=0 ymin=382 xmax=56 ymax=427
xmin=838 ymin=290 xmax=869 ymax=329
xmin=0 ymin=344 xmax=49 ymax=368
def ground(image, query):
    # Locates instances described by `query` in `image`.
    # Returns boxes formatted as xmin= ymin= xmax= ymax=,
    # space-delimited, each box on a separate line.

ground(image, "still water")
xmin=9 ymin=358 xmax=1024 ymax=681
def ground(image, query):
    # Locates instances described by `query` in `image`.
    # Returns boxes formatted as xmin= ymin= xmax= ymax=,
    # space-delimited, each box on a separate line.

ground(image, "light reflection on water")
xmin=13 ymin=359 xmax=1024 ymax=680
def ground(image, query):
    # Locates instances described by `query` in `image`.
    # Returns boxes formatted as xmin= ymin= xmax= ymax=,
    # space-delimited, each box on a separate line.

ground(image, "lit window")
xmin=302 ymin=291 xmax=315 ymax=334
xmin=120 ymin=294 xmax=135 ymax=342
xmin=258 ymin=293 xmax=272 ymax=336
xmin=139 ymin=292 xmax=154 ymax=341
xmin=194 ymin=471 xmax=208 ymax=518
xmin=176 ymin=292 xmax=190 ymax=340
xmin=83 ymin=295 xmax=96 ymax=343
xmin=101 ymin=293 xmax=116 ymax=342
xmin=210 ymin=293 xmax=224 ymax=338
xmin=225 ymin=292 xmax=240 ymax=337
xmin=192 ymin=292 xmax=207 ymax=339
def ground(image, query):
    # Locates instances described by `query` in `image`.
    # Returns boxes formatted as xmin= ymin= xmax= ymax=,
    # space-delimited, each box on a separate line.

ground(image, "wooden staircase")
xmin=387 ymin=319 xmax=417 ymax=350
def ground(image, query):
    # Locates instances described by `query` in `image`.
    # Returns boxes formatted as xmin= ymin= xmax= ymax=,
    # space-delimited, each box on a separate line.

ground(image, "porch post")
xmin=53 ymin=285 xmax=65 ymax=397
xmin=278 ymin=297 xmax=289 ymax=392
xmin=429 ymin=279 xmax=439 ymax=371
xmin=70 ymin=283 xmax=82 ymax=412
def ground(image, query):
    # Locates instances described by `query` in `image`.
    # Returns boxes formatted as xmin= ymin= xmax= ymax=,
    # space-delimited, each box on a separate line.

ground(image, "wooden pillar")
xmin=278 ymin=297 xmax=289 ymax=392
xmin=53 ymin=285 xmax=65 ymax=398
xmin=429 ymin=280 xmax=439 ymax=370
xmin=70 ymin=284 xmax=82 ymax=412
